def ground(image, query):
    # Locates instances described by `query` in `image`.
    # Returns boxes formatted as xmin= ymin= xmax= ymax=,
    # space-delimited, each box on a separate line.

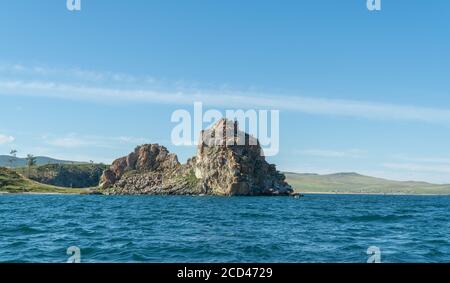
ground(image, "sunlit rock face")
xmin=193 ymin=119 xmax=292 ymax=196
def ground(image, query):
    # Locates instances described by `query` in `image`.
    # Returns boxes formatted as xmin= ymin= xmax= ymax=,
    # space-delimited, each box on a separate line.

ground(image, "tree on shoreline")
xmin=9 ymin=149 xmax=17 ymax=168
xmin=26 ymin=154 xmax=37 ymax=178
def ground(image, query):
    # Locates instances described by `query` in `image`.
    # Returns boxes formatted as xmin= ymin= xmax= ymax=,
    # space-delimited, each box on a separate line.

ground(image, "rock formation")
xmin=99 ymin=144 xmax=180 ymax=189
xmin=22 ymin=163 xmax=107 ymax=188
xmin=99 ymin=119 xmax=293 ymax=196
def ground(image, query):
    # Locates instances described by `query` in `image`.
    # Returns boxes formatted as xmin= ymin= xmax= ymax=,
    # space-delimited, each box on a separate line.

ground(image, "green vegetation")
xmin=8 ymin=150 xmax=17 ymax=168
xmin=14 ymin=163 xmax=108 ymax=188
xmin=173 ymin=168 xmax=200 ymax=188
xmin=285 ymin=172 xmax=450 ymax=195
xmin=0 ymin=167 xmax=89 ymax=194
xmin=26 ymin=154 xmax=37 ymax=177
xmin=183 ymin=168 xmax=201 ymax=188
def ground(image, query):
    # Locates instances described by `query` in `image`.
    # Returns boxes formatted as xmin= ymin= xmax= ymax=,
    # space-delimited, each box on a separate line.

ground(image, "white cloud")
xmin=0 ymin=134 xmax=15 ymax=144
xmin=383 ymin=163 xmax=450 ymax=174
xmin=1 ymin=64 xmax=450 ymax=125
xmin=380 ymin=155 xmax=450 ymax=181
xmin=0 ymin=63 xmax=148 ymax=84
xmin=47 ymin=135 xmax=92 ymax=148
xmin=3 ymin=79 xmax=450 ymax=125
xmin=44 ymin=133 xmax=147 ymax=148
xmin=391 ymin=154 xmax=450 ymax=164
xmin=297 ymin=149 xmax=367 ymax=158
xmin=116 ymin=136 xmax=147 ymax=144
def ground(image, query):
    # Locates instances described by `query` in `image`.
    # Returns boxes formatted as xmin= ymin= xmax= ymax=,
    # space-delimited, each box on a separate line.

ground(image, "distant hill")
xmin=0 ymin=155 xmax=85 ymax=168
xmin=285 ymin=172 xmax=450 ymax=195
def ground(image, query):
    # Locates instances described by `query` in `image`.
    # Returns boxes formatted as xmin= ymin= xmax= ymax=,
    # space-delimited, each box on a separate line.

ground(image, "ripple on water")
xmin=0 ymin=194 xmax=450 ymax=262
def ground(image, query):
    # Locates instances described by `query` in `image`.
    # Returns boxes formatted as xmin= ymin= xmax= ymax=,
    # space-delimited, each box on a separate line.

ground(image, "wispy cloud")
xmin=0 ymin=134 xmax=15 ymax=145
xmin=2 ymin=64 xmax=450 ymax=125
xmin=43 ymin=133 xmax=147 ymax=149
xmin=383 ymin=162 xmax=450 ymax=174
xmin=381 ymin=154 xmax=450 ymax=177
xmin=297 ymin=149 xmax=367 ymax=158
xmin=0 ymin=63 xmax=153 ymax=84
xmin=391 ymin=154 xmax=450 ymax=164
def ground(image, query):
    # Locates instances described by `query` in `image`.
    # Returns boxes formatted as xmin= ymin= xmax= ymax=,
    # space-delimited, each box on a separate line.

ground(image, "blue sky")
xmin=1 ymin=0 xmax=450 ymax=183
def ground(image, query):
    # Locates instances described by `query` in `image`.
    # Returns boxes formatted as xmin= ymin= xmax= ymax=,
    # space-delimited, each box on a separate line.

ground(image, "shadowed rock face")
xmin=99 ymin=144 xmax=180 ymax=189
xmin=99 ymin=119 xmax=292 ymax=196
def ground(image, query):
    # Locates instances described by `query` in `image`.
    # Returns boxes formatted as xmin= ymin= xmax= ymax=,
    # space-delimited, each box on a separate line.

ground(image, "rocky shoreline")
xmin=98 ymin=119 xmax=293 ymax=196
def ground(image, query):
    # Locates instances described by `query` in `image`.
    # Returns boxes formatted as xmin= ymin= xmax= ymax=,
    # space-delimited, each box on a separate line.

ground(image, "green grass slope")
xmin=14 ymin=163 xmax=107 ymax=188
xmin=0 ymin=167 xmax=89 ymax=194
xmin=285 ymin=172 xmax=450 ymax=195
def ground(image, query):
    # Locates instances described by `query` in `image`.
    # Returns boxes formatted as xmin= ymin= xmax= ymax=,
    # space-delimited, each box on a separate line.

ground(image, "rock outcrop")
xmin=99 ymin=144 xmax=180 ymax=190
xmin=99 ymin=119 xmax=293 ymax=196
xmin=193 ymin=119 xmax=292 ymax=195
xmin=23 ymin=163 xmax=107 ymax=188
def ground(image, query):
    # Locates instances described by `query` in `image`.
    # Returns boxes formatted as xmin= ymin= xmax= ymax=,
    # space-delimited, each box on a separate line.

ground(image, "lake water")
xmin=0 ymin=194 xmax=449 ymax=262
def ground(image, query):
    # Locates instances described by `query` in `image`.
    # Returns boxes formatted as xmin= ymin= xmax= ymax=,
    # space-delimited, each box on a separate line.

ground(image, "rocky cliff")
xmin=99 ymin=119 xmax=292 ymax=196
xmin=99 ymin=144 xmax=180 ymax=190
xmin=16 ymin=163 xmax=107 ymax=188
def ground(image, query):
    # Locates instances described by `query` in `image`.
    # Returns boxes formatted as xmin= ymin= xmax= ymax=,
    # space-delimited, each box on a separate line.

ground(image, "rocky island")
xmin=99 ymin=119 xmax=293 ymax=196
xmin=4 ymin=118 xmax=449 ymax=196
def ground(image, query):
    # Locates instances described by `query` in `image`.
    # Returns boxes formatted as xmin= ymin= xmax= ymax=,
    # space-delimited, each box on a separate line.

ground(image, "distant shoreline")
xmin=301 ymin=191 xmax=449 ymax=196
xmin=1 ymin=191 xmax=450 ymax=196
xmin=0 ymin=191 xmax=83 ymax=195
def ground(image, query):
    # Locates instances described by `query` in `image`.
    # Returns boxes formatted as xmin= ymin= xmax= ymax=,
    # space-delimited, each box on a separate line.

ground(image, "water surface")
xmin=0 ymin=194 xmax=449 ymax=262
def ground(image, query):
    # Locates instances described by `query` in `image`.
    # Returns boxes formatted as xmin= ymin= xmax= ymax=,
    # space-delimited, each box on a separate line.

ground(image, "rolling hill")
xmin=285 ymin=172 xmax=450 ymax=195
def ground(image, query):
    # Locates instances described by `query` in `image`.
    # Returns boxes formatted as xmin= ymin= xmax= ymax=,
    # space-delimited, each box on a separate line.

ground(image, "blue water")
xmin=0 ymin=194 xmax=449 ymax=262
